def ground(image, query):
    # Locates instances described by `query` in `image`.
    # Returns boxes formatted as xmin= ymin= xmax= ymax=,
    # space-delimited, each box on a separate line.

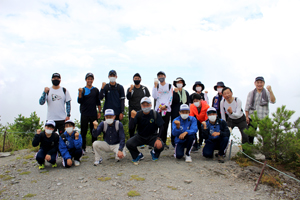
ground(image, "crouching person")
xmin=172 ymin=104 xmax=198 ymax=162
xmin=59 ymin=120 xmax=83 ymax=167
xmin=92 ymin=109 xmax=126 ymax=166
xmin=126 ymin=97 xmax=165 ymax=165
xmin=33 ymin=120 xmax=59 ymax=170
xmin=202 ymin=108 xmax=230 ymax=163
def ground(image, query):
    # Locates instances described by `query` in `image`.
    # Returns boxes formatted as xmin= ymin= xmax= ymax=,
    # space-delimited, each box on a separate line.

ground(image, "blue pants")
xmin=62 ymin=148 xmax=83 ymax=168
xmin=202 ymin=137 xmax=229 ymax=158
xmin=175 ymin=134 xmax=195 ymax=159
xmin=36 ymin=149 xmax=57 ymax=165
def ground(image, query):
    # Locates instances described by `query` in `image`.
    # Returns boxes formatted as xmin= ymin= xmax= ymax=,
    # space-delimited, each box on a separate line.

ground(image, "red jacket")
xmin=189 ymin=101 xmax=210 ymax=122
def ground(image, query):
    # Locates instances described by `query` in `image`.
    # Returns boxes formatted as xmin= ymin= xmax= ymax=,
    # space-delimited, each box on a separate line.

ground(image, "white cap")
xmin=65 ymin=120 xmax=75 ymax=126
xmin=207 ymin=107 xmax=217 ymax=114
xmin=45 ymin=120 xmax=56 ymax=127
xmin=140 ymin=97 xmax=151 ymax=104
xmin=105 ymin=109 xmax=115 ymax=116
xmin=180 ymin=104 xmax=190 ymax=111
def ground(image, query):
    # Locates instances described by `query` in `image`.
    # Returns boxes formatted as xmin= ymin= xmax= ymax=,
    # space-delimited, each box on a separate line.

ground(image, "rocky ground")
xmin=0 ymin=145 xmax=299 ymax=200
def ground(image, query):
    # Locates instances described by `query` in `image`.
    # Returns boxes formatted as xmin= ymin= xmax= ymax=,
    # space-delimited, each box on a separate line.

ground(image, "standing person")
xmin=170 ymin=77 xmax=190 ymax=147
xmin=78 ymin=72 xmax=101 ymax=154
xmin=32 ymin=120 xmax=59 ymax=170
xmin=126 ymin=97 xmax=165 ymax=165
xmin=212 ymin=81 xmax=226 ymax=119
xmin=189 ymin=81 xmax=209 ymax=104
xmin=92 ymin=109 xmax=126 ymax=165
xmin=172 ymin=104 xmax=198 ymax=162
xmin=189 ymin=94 xmax=210 ymax=151
xmin=220 ymin=87 xmax=249 ymax=144
xmin=202 ymin=107 xmax=230 ymax=163
xmin=245 ymin=76 xmax=276 ymax=144
xmin=39 ymin=73 xmax=72 ymax=135
xmin=59 ymin=120 xmax=83 ymax=168
xmin=99 ymin=70 xmax=125 ymax=121
xmin=152 ymin=71 xmax=173 ymax=148
xmin=126 ymin=73 xmax=150 ymax=138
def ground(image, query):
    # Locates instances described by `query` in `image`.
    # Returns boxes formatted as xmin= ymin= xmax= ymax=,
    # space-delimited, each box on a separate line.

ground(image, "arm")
xmin=152 ymin=86 xmax=158 ymax=100
xmin=39 ymin=92 xmax=47 ymax=105
xmin=47 ymin=134 xmax=59 ymax=155
xmin=118 ymin=123 xmax=125 ymax=151
xmin=211 ymin=96 xmax=215 ymax=107
xmin=186 ymin=91 xmax=191 ymax=104
xmin=220 ymin=100 xmax=226 ymax=120
xmin=167 ymin=85 xmax=173 ymax=107
xmin=202 ymin=122 xmax=209 ymax=139
xmin=126 ymin=88 xmax=132 ymax=100
xmin=172 ymin=91 xmax=180 ymax=104
xmin=120 ymin=86 xmax=125 ymax=113
xmin=66 ymin=101 xmax=71 ymax=117
xmin=231 ymin=98 xmax=243 ymax=118
xmin=99 ymin=87 xmax=106 ymax=100
xmin=77 ymin=90 xmax=84 ymax=104
xmin=220 ymin=120 xmax=230 ymax=137
xmin=145 ymin=87 xmax=151 ymax=97
xmin=59 ymin=137 xmax=71 ymax=160
xmin=204 ymin=93 xmax=209 ymax=104
xmin=32 ymin=134 xmax=41 ymax=147
xmin=245 ymin=92 xmax=252 ymax=121
xmin=267 ymin=88 xmax=276 ymax=104
xmin=157 ymin=125 xmax=164 ymax=138
xmin=171 ymin=119 xmax=183 ymax=137
xmin=74 ymin=133 xmax=83 ymax=149
xmin=92 ymin=122 xmax=104 ymax=138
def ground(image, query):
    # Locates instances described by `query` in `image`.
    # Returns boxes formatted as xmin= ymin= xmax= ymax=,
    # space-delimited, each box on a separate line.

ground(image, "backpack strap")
xmin=103 ymin=121 xmax=108 ymax=133
xmin=115 ymin=120 xmax=119 ymax=132
xmin=63 ymin=87 xmax=66 ymax=94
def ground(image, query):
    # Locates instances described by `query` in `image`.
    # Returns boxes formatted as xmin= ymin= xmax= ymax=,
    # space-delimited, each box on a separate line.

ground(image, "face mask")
xmin=194 ymin=102 xmax=200 ymax=107
xmin=45 ymin=129 xmax=53 ymax=134
xmin=180 ymin=114 xmax=189 ymax=120
xmin=196 ymin=86 xmax=202 ymax=92
xmin=134 ymin=80 xmax=141 ymax=85
xmin=158 ymin=77 xmax=165 ymax=83
xmin=52 ymin=80 xmax=60 ymax=86
xmin=109 ymin=77 xmax=116 ymax=83
xmin=105 ymin=119 xmax=114 ymax=124
xmin=66 ymin=127 xmax=73 ymax=134
xmin=142 ymin=107 xmax=151 ymax=113
xmin=208 ymin=115 xmax=217 ymax=122
xmin=176 ymin=83 xmax=183 ymax=88
xmin=217 ymin=88 xmax=223 ymax=93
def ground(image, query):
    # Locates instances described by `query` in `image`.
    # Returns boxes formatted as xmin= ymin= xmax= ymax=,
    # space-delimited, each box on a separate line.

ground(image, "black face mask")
xmin=52 ymin=80 xmax=60 ymax=86
xmin=134 ymin=80 xmax=141 ymax=85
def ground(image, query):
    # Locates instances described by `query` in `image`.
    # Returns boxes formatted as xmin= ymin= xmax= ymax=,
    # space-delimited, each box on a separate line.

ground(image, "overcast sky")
xmin=1 ymin=0 xmax=300 ymax=131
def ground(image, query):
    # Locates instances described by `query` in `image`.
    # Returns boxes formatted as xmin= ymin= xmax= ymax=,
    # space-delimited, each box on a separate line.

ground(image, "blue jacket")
xmin=172 ymin=116 xmax=197 ymax=144
xmin=202 ymin=118 xmax=230 ymax=140
xmin=59 ymin=131 xmax=82 ymax=160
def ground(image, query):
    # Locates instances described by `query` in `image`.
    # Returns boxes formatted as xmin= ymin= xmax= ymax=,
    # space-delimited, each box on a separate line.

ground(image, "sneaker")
xmin=150 ymin=150 xmax=158 ymax=161
xmin=191 ymin=146 xmax=198 ymax=152
xmin=39 ymin=164 xmax=45 ymax=170
xmin=74 ymin=160 xmax=81 ymax=166
xmin=132 ymin=153 xmax=144 ymax=165
xmin=218 ymin=155 xmax=225 ymax=163
xmin=185 ymin=155 xmax=192 ymax=163
xmin=139 ymin=145 xmax=146 ymax=149
xmin=94 ymin=158 xmax=103 ymax=166
xmin=82 ymin=149 xmax=86 ymax=155
xmin=52 ymin=163 xmax=57 ymax=168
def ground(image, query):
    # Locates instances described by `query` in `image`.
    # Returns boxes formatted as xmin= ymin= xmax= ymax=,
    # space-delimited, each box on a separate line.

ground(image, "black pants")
xmin=247 ymin=118 xmax=257 ymax=144
xmin=193 ymin=120 xmax=204 ymax=148
xmin=62 ymin=148 xmax=83 ymax=168
xmin=227 ymin=115 xmax=249 ymax=144
xmin=81 ymin=115 xmax=98 ymax=150
xmin=126 ymin=134 xmax=164 ymax=159
xmin=54 ymin=120 xmax=65 ymax=135
xmin=160 ymin=112 xmax=171 ymax=144
xmin=128 ymin=108 xmax=136 ymax=138
xmin=175 ymin=134 xmax=195 ymax=158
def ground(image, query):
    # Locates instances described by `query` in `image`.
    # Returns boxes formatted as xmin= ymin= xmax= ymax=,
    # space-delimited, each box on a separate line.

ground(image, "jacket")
xmin=202 ymin=118 xmax=230 ymax=140
xmin=172 ymin=116 xmax=198 ymax=144
xmin=189 ymin=101 xmax=210 ymax=122
xmin=32 ymin=131 xmax=59 ymax=155
xmin=59 ymin=131 xmax=82 ymax=160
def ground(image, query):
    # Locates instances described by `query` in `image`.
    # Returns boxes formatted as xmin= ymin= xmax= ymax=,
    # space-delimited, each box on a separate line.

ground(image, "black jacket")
xmin=32 ymin=131 xmax=59 ymax=155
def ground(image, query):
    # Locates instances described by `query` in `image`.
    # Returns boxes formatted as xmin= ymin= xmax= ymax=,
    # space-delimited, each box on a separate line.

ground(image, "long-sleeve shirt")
xmin=172 ymin=116 xmax=198 ymax=144
xmin=220 ymin=97 xmax=244 ymax=120
xmin=59 ymin=131 xmax=82 ymax=160
xmin=152 ymin=83 xmax=173 ymax=113
xmin=32 ymin=131 xmax=59 ymax=155
xmin=77 ymin=86 xmax=101 ymax=117
xmin=126 ymin=85 xmax=150 ymax=111
xmin=92 ymin=121 xmax=125 ymax=151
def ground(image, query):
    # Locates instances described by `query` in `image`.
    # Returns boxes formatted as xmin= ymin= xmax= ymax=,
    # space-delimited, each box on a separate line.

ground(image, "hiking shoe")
xmin=185 ymin=156 xmax=192 ymax=163
xmin=74 ymin=160 xmax=81 ymax=166
xmin=39 ymin=164 xmax=45 ymax=170
xmin=94 ymin=158 xmax=103 ymax=166
xmin=132 ymin=153 xmax=144 ymax=165
xmin=52 ymin=163 xmax=57 ymax=168
xmin=218 ymin=155 xmax=225 ymax=163
xmin=164 ymin=144 xmax=169 ymax=150
xmin=191 ymin=146 xmax=198 ymax=152
xmin=150 ymin=150 xmax=158 ymax=161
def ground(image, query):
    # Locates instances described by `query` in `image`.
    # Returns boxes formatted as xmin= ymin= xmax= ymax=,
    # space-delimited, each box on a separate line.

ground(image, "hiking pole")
xmin=228 ymin=140 xmax=233 ymax=160
xmin=2 ymin=131 xmax=6 ymax=152
xmin=254 ymin=160 xmax=267 ymax=191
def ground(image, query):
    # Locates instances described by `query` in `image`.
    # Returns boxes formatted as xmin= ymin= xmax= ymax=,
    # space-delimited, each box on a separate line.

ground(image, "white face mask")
xmin=109 ymin=77 xmax=116 ymax=83
xmin=208 ymin=115 xmax=217 ymax=122
xmin=66 ymin=127 xmax=73 ymax=134
xmin=176 ymin=83 xmax=183 ymax=89
xmin=45 ymin=129 xmax=53 ymax=134
xmin=106 ymin=118 xmax=114 ymax=124
xmin=194 ymin=102 xmax=200 ymax=107
xmin=180 ymin=114 xmax=189 ymax=120
xmin=217 ymin=88 xmax=223 ymax=93
xmin=196 ymin=86 xmax=202 ymax=92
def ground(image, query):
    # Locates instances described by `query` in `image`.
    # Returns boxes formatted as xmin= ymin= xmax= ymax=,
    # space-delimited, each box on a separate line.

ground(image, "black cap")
xmin=85 ymin=72 xmax=94 ymax=80
xmin=255 ymin=76 xmax=265 ymax=82
xmin=133 ymin=73 xmax=141 ymax=79
xmin=52 ymin=73 xmax=61 ymax=79
xmin=157 ymin=71 xmax=166 ymax=76
xmin=108 ymin=70 xmax=117 ymax=76
xmin=214 ymin=81 xmax=226 ymax=91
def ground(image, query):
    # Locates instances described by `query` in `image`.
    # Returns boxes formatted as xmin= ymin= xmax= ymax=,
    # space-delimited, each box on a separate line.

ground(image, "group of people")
xmin=34 ymin=70 xmax=276 ymax=169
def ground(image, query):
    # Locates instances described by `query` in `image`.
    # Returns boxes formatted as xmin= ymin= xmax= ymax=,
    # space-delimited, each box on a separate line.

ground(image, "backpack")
xmin=103 ymin=120 xmax=120 ymax=134
xmin=154 ymin=84 xmax=172 ymax=109
xmin=131 ymin=85 xmax=147 ymax=96
xmin=104 ymin=83 xmax=122 ymax=97
xmin=47 ymin=87 xmax=66 ymax=95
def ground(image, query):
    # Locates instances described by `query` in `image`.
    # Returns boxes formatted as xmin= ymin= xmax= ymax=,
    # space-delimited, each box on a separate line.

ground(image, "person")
xmin=32 ymin=120 xmax=59 ymax=169
xmin=92 ymin=109 xmax=126 ymax=166
xmin=152 ymin=71 xmax=173 ymax=148
xmin=59 ymin=120 xmax=83 ymax=167
xmin=189 ymin=94 xmax=210 ymax=151
xmin=212 ymin=81 xmax=226 ymax=119
xmin=170 ymin=77 xmax=190 ymax=147
xmin=39 ymin=73 xmax=72 ymax=135
xmin=220 ymin=87 xmax=249 ymax=144
xmin=126 ymin=73 xmax=150 ymax=138
xmin=126 ymin=97 xmax=165 ymax=165
xmin=189 ymin=81 xmax=209 ymax=104
xmin=202 ymin=107 xmax=230 ymax=163
xmin=245 ymin=76 xmax=276 ymax=144
xmin=78 ymin=72 xmax=101 ymax=154
xmin=99 ymin=70 xmax=125 ymax=121
xmin=172 ymin=104 xmax=198 ymax=162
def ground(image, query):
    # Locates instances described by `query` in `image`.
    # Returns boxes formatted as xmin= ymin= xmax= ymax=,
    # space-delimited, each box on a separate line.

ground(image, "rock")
xmin=111 ymin=182 xmax=117 ymax=186
xmin=78 ymin=186 xmax=83 ymax=189
xmin=78 ymin=177 xmax=84 ymax=180
xmin=184 ymin=180 xmax=192 ymax=184
xmin=0 ymin=152 xmax=11 ymax=157
xmin=245 ymin=166 xmax=261 ymax=174
xmin=57 ymin=183 xmax=62 ymax=186
xmin=278 ymin=191 xmax=284 ymax=194
xmin=213 ymin=169 xmax=226 ymax=176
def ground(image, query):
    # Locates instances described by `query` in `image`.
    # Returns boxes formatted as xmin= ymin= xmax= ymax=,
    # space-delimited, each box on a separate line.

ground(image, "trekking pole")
xmin=228 ymin=140 xmax=233 ymax=160
xmin=2 ymin=131 xmax=7 ymax=152
xmin=254 ymin=160 xmax=267 ymax=191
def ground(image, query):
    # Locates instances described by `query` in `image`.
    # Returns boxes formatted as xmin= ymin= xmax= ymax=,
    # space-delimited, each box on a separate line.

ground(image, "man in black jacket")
xmin=32 ymin=120 xmax=59 ymax=169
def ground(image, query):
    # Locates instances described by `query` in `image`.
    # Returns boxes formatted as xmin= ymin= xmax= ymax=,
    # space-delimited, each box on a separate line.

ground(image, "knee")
xmin=175 ymin=152 xmax=184 ymax=159
xmin=126 ymin=138 xmax=135 ymax=149
xmin=222 ymin=137 xmax=229 ymax=143
xmin=202 ymin=148 xmax=213 ymax=158
xmin=36 ymin=152 xmax=43 ymax=161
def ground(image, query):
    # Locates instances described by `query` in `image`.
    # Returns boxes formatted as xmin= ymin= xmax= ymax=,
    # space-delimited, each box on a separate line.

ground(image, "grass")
xmin=0 ymin=189 xmax=6 ymax=195
xmin=117 ymin=173 xmax=123 ymax=176
xmin=167 ymin=186 xmax=177 ymax=190
xmin=130 ymin=175 xmax=145 ymax=181
xmin=24 ymin=154 xmax=34 ymax=159
xmin=40 ymin=171 xmax=49 ymax=174
xmin=16 ymin=157 xmax=21 ymax=160
xmin=232 ymin=153 xmax=252 ymax=167
xmin=5 ymin=171 xmax=10 ymax=173
xmin=0 ymin=175 xmax=13 ymax=181
xmin=22 ymin=161 xmax=28 ymax=165
xmin=98 ymin=177 xmax=111 ymax=181
xmin=17 ymin=169 xmax=22 ymax=172
xmin=127 ymin=190 xmax=140 ymax=197
xmin=31 ymin=180 xmax=37 ymax=183
xmin=261 ymin=174 xmax=282 ymax=188
xmin=82 ymin=156 xmax=89 ymax=159
xmin=23 ymin=193 xmax=36 ymax=198
xmin=20 ymin=171 xmax=31 ymax=175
